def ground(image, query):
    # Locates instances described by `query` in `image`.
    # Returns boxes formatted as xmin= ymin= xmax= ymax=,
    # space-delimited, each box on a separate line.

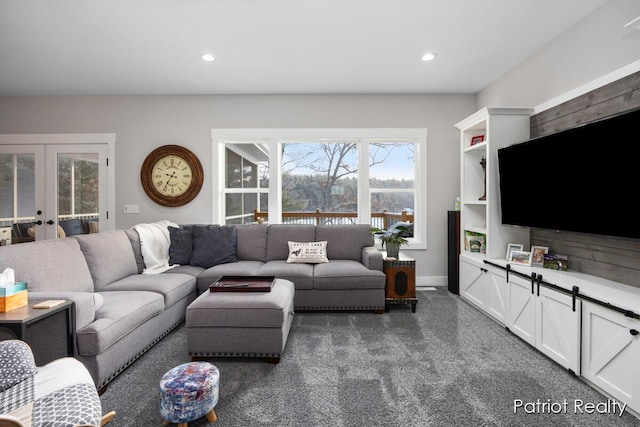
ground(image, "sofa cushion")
xmin=316 ymin=224 xmax=374 ymax=261
xmin=266 ymin=225 xmax=316 ymax=262
xmin=0 ymin=238 xmax=94 ymax=293
xmin=59 ymin=218 xmax=85 ymax=236
xmin=99 ymin=273 xmax=196 ymax=309
xmin=74 ymin=231 xmax=138 ymax=290
xmin=313 ymin=260 xmax=386 ymax=290
xmin=76 ymin=291 xmax=164 ymax=356
xmin=286 ymin=241 xmax=329 ymax=264
xmin=257 ymin=260 xmax=314 ymax=290
xmin=168 ymin=225 xmax=193 ymax=265
xmin=123 ymin=228 xmax=145 ymax=274
xmin=190 ymin=225 xmax=237 ymax=268
xmin=235 ymin=224 xmax=268 ymax=262
xmin=81 ymin=218 xmax=100 ymax=234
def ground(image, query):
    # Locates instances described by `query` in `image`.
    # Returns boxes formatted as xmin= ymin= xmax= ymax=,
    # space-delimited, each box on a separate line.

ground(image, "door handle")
xmin=46 ymin=220 xmax=54 ymax=225
xmin=631 ymin=329 xmax=639 ymax=336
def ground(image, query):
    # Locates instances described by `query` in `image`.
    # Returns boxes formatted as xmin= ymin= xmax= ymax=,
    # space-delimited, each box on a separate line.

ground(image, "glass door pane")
xmin=57 ymin=153 xmax=100 ymax=237
xmin=0 ymin=146 xmax=45 ymax=243
xmin=47 ymin=145 xmax=107 ymax=240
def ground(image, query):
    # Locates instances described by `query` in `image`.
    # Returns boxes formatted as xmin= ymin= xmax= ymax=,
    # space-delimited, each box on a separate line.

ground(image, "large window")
xmin=213 ymin=129 xmax=427 ymax=248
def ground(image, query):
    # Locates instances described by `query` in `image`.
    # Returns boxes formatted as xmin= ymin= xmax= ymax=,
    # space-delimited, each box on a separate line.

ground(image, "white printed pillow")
xmin=287 ymin=241 xmax=329 ymax=264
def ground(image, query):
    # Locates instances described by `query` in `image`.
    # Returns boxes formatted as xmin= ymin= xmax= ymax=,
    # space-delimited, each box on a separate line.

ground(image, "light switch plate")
xmin=123 ymin=204 xmax=139 ymax=214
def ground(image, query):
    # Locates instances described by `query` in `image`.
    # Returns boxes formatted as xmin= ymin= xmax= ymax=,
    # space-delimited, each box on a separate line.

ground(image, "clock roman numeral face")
xmin=152 ymin=155 xmax=193 ymax=197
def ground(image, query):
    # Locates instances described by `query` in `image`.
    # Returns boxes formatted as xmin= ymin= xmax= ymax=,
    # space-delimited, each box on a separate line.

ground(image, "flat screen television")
xmin=497 ymin=107 xmax=640 ymax=240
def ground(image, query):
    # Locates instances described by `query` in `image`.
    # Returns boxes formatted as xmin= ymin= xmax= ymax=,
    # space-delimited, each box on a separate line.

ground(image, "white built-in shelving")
xmin=455 ymin=107 xmax=533 ymax=260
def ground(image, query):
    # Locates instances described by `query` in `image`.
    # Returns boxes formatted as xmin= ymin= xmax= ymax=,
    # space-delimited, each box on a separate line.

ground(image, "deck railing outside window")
xmin=253 ymin=209 xmax=413 ymax=229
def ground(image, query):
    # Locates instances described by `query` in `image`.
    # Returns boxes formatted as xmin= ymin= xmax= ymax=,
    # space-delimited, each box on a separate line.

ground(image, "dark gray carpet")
xmin=100 ymin=288 xmax=640 ymax=426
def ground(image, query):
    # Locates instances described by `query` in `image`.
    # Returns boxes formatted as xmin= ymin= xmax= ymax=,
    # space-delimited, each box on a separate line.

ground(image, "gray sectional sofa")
xmin=0 ymin=223 xmax=385 ymax=389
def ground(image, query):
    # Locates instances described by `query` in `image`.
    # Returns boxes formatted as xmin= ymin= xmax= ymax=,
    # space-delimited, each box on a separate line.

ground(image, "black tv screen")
xmin=497 ymin=108 xmax=640 ymax=240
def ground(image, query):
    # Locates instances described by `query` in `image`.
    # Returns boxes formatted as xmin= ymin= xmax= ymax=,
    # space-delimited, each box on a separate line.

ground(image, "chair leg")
xmin=206 ymin=409 xmax=218 ymax=423
xmin=100 ymin=411 xmax=116 ymax=426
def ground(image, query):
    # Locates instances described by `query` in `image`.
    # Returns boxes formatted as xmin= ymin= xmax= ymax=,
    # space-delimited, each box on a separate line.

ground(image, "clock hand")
xmin=163 ymin=172 xmax=177 ymax=191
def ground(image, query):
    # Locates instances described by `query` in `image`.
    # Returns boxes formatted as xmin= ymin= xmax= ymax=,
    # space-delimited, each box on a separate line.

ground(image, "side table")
xmin=383 ymin=251 xmax=417 ymax=312
xmin=0 ymin=299 xmax=75 ymax=365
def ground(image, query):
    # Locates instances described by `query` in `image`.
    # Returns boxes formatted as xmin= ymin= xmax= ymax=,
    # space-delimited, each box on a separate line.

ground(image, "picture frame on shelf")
xmin=470 ymin=135 xmax=485 ymax=146
xmin=543 ymin=254 xmax=569 ymax=271
xmin=506 ymin=243 xmax=524 ymax=260
xmin=509 ymin=250 xmax=532 ymax=266
xmin=531 ymin=246 xmax=549 ymax=265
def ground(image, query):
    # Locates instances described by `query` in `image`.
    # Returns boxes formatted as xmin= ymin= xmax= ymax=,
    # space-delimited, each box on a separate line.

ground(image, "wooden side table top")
xmin=381 ymin=251 xmax=415 ymax=263
xmin=0 ymin=299 xmax=73 ymax=324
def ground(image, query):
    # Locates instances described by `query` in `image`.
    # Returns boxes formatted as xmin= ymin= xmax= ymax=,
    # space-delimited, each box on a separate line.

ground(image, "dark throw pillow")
xmin=190 ymin=225 xmax=238 ymax=268
xmin=168 ymin=226 xmax=193 ymax=266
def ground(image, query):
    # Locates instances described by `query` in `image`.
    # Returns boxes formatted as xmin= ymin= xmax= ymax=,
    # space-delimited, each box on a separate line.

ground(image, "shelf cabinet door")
xmin=486 ymin=267 xmax=507 ymax=324
xmin=460 ymin=256 xmax=487 ymax=308
xmin=459 ymin=255 xmax=506 ymax=324
xmin=536 ymin=287 xmax=580 ymax=373
xmin=582 ymin=302 xmax=640 ymax=412
xmin=507 ymin=275 xmax=536 ymax=346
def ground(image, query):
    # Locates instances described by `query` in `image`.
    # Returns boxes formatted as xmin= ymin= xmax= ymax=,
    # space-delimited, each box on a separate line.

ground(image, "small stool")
xmin=160 ymin=362 xmax=219 ymax=426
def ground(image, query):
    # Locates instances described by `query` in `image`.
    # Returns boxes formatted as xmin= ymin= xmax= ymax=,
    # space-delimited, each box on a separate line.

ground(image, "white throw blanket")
xmin=133 ymin=220 xmax=178 ymax=274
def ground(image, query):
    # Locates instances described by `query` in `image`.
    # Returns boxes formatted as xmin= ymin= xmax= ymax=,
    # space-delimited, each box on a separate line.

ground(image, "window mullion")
xmin=358 ymin=138 xmax=370 ymax=224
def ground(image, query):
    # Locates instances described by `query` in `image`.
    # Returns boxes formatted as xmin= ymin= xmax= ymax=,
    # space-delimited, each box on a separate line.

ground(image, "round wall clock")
xmin=140 ymin=145 xmax=204 ymax=207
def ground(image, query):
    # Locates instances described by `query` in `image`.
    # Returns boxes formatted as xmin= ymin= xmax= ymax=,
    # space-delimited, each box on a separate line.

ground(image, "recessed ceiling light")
xmin=421 ymin=52 xmax=436 ymax=62
xmin=200 ymin=53 xmax=215 ymax=62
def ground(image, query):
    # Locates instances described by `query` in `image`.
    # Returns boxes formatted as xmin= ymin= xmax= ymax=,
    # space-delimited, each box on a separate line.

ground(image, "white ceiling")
xmin=0 ymin=0 xmax=608 ymax=96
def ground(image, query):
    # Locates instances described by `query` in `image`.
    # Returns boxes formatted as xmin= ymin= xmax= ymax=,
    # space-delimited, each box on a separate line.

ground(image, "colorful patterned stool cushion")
xmin=159 ymin=362 xmax=219 ymax=424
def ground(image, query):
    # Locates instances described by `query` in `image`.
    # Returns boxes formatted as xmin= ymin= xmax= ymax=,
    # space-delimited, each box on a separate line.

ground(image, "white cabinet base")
xmin=582 ymin=302 xmax=640 ymax=412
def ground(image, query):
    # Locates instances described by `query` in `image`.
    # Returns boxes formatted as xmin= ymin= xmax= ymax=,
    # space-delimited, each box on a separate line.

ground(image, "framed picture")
xmin=510 ymin=250 xmax=532 ymax=266
xmin=531 ymin=246 xmax=549 ymax=265
xmin=543 ymin=254 xmax=568 ymax=271
xmin=506 ymin=243 xmax=524 ymax=260
xmin=470 ymin=135 xmax=485 ymax=146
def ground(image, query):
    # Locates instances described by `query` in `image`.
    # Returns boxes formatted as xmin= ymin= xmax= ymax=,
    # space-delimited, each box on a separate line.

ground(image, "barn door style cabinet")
xmin=459 ymin=255 xmax=507 ymax=324
xmin=582 ymin=302 xmax=640 ymax=411
xmin=507 ymin=273 xmax=580 ymax=373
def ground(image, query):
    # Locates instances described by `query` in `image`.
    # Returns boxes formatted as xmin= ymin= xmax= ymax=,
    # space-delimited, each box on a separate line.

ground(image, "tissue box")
xmin=0 ymin=282 xmax=28 ymax=312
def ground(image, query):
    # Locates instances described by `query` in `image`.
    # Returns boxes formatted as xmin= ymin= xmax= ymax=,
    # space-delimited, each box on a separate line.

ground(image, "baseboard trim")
xmin=416 ymin=275 xmax=447 ymax=287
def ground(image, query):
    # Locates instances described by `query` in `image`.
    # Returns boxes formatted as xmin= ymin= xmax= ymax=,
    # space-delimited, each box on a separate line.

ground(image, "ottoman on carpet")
xmin=159 ymin=361 xmax=219 ymax=426
xmin=186 ymin=278 xmax=295 ymax=363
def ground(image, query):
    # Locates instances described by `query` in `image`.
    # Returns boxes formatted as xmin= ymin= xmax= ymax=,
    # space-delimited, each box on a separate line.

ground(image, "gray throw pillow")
xmin=190 ymin=225 xmax=238 ymax=268
xmin=168 ymin=226 xmax=193 ymax=265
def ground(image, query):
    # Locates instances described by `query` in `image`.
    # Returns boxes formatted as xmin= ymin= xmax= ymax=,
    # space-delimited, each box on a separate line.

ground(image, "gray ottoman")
xmin=186 ymin=278 xmax=295 ymax=363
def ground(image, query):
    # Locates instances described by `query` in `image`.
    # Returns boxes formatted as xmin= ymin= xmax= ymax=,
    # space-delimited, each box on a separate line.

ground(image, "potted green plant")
xmin=369 ymin=224 xmax=409 ymax=258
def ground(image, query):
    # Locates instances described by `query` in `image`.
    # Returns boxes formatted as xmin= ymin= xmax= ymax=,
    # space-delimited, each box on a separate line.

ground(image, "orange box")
xmin=0 ymin=282 xmax=28 ymax=312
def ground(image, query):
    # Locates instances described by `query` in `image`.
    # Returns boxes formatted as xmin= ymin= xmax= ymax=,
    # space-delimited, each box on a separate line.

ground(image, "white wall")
xmin=478 ymin=0 xmax=640 ymax=109
xmin=0 ymin=94 xmax=475 ymax=284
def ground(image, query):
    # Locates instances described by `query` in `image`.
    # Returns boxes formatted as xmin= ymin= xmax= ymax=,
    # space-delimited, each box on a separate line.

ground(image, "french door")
xmin=0 ymin=134 xmax=114 ymax=242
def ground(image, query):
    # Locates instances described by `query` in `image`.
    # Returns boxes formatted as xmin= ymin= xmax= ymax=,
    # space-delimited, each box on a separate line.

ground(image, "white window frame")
xmin=212 ymin=129 xmax=427 ymax=249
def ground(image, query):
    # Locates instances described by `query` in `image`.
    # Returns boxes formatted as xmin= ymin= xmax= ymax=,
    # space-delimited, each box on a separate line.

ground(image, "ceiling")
xmin=0 ymin=0 xmax=608 ymax=96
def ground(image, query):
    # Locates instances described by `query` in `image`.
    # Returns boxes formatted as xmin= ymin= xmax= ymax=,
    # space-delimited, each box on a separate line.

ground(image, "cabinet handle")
xmin=530 ymin=273 xmax=536 ymax=294
xmin=631 ymin=329 xmax=639 ymax=336
xmin=572 ymin=286 xmax=579 ymax=312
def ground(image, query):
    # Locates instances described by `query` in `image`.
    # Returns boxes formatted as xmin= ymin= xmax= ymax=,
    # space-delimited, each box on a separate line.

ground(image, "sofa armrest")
xmin=362 ymin=247 xmax=383 ymax=271
xmin=28 ymin=291 xmax=96 ymax=330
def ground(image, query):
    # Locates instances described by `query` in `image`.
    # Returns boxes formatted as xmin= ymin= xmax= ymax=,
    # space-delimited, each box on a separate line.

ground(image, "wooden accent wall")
xmin=529 ymin=71 xmax=640 ymax=287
